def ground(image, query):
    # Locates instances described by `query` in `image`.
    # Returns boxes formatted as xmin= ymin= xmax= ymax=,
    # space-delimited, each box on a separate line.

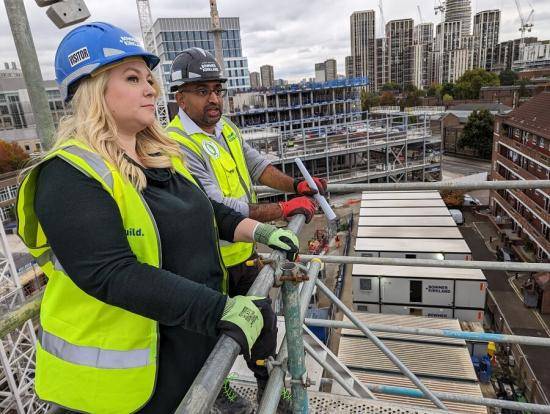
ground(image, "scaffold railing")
xmin=3 ymin=179 xmax=550 ymax=413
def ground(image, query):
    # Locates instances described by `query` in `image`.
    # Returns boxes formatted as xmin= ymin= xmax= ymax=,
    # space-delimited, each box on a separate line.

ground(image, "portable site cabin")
xmin=351 ymin=264 xmax=487 ymax=321
xmin=354 ymin=237 xmax=472 ymax=260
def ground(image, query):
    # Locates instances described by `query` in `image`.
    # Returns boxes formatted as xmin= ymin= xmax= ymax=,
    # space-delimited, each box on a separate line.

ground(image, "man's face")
xmin=176 ymin=81 xmax=225 ymax=131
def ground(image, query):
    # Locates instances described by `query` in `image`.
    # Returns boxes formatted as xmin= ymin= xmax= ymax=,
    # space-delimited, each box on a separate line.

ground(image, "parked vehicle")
xmin=463 ymin=194 xmax=481 ymax=207
xmin=449 ymin=209 xmax=465 ymax=225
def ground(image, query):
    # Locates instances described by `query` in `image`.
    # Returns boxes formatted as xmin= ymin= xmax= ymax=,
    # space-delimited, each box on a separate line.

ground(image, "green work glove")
xmin=217 ymin=295 xmax=265 ymax=357
xmin=253 ymin=223 xmax=299 ymax=261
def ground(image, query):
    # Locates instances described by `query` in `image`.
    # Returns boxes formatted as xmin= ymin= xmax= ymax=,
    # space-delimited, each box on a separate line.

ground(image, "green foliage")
xmin=516 ymin=78 xmax=530 ymax=97
xmin=427 ymin=84 xmax=443 ymax=98
xmin=360 ymin=89 xmax=380 ymax=111
xmin=441 ymin=82 xmax=455 ymax=98
xmin=0 ymin=139 xmax=29 ymax=173
xmin=379 ymin=91 xmax=396 ymax=106
xmin=454 ymin=69 xmax=500 ymax=99
xmin=458 ymin=109 xmax=494 ymax=159
xmin=381 ymin=82 xmax=402 ymax=92
xmin=499 ymin=69 xmax=518 ymax=86
xmin=442 ymin=94 xmax=453 ymax=103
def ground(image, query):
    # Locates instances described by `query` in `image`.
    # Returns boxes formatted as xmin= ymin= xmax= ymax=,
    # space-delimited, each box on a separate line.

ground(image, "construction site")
xmin=1 ymin=0 xmax=550 ymax=413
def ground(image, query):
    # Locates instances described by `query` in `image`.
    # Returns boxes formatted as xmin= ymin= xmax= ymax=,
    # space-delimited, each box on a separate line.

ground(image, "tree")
xmin=441 ymin=82 xmax=455 ymax=98
xmin=454 ymin=69 xmax=499 ymax=99
xmin=379 ymin=91 xmax=396 ymax=106
xmin=381 ymin=82 xmax=402 ymax=92
xmin=427 ymin=84 xmax=443 ymax=98
xmin=458 ymin=109 xmax=494 ymax=159
xmin=499 ymin=69 xmax=518 ymax=86
xmin=442 ymin=94 xmax=453 ymax=104
xmin=0 ymin=139 xmax=30 ymax=173
xmin=360 ymin=90 xmax=380 ymax=111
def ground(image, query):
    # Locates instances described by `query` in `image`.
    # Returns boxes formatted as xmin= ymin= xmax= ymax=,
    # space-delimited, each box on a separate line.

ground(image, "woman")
xmin=17 ymin=22 xmax=302 ymax=413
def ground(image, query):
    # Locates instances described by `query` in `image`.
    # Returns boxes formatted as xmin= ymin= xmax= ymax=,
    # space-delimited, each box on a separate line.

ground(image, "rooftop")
xmin=502 ymin=91 xmax=550 ymax=138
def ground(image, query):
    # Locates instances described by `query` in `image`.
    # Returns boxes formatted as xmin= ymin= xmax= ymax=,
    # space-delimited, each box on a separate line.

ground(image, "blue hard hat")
xmin=55 ymin=22 xmax=160 ymax=102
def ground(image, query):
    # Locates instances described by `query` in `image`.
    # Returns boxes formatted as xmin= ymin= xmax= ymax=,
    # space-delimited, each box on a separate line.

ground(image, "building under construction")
xmin=229 ymin=81 xmax=442 ymax=185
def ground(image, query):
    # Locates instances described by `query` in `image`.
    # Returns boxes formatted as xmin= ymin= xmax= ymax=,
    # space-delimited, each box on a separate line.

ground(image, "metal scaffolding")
xmin=2 ymin=179 xmax=550 ymax=413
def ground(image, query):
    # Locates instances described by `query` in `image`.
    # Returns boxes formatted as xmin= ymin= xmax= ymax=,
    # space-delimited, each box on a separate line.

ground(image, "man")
xmin=166 ymin=47 xmax=327 ymax=413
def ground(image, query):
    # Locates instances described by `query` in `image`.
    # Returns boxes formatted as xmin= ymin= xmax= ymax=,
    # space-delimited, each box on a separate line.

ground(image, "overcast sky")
xmin=1 ymin=0 xmax=549 ymax=83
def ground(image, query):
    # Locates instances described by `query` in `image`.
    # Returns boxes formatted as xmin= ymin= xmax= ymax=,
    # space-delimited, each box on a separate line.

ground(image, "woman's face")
xmin=104 ymin=59 xmax=157 ymax=135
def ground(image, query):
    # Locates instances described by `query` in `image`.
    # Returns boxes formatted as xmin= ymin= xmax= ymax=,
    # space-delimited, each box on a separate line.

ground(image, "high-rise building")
xmin=345 ymin=56 xmax=354 ymax=78
xmin=492 ymin=37 xmax=537 ymax=72
xmin=473 ymin=10 xmax=500 ymax=71
xmin=513 ymin=40 xmax=550 ymax=71
xmin=315 ymin=62 xmax=326 ymax=83
xmin=435 ymin=21 xmax=472 ymax=83
xmin=490 ymin=92 xmax=550 ymax=262
xmin=152 ymin=17 xmax=250 ymax=94
xmin=350 ymin=10 xmax=376 ymax=89
xmin=375 ymin=38 xmax=388 ymax=89
xmin=249 ymin=71 xmax=261 ymax=89
xmin=445 ymin=0 xmax=472 ymax=38
xmin=412 ymin=23 xmax=434 ymax=89
xmin=325 ymin=58 xmax=337 ymax=81
xmin=386 ymin=19 xmax=414 ymax=89
xmin=260 ymin=64 xmax=275 ymax=88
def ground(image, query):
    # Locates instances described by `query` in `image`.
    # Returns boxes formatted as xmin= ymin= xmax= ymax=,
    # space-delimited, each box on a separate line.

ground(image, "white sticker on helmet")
xmin=68 ymin=47 xmax=90 ymax=68
xmin=188 ymin=71 xmax=201 ymax=78
xmin=172 ymin=70 xmax=182 ymax=81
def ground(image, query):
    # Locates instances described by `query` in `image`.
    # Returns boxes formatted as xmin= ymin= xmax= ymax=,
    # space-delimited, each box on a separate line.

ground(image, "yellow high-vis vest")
xmin=17 ymin=139 xmax=226 ymax=413
xmin=166 ymin=115 xmax=256 ymax=267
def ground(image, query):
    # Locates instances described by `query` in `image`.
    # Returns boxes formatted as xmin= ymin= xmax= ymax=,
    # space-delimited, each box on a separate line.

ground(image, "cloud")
xmin=0 ymin=0 xmax=548 ymax=83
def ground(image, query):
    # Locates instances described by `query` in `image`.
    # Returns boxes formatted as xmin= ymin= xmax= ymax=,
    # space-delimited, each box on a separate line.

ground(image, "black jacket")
xmin=35 ymin=157 xmax=246 ymax=413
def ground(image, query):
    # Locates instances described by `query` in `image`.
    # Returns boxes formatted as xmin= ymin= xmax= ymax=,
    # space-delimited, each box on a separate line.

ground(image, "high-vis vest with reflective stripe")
xmin=166 ymin=115 xmax=256 ymax=267
xmin=16 ymin=139 xmax=222 ymax=413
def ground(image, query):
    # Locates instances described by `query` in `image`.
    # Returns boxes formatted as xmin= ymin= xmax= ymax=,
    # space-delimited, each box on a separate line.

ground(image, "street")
xmin=459 ymin=217 xmax=550 ymax=399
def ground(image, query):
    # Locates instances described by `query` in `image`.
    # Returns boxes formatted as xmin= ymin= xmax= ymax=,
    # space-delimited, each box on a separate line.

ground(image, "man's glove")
xmin=279 ymin=196 xmax=316 ymax=223
xmin=218 ymin=295 xmax=265 ymax=358
xmin=253 ymin=223 xmax=299 ymax=261
xmin=293 ymin=177 xmax=327 ymax=196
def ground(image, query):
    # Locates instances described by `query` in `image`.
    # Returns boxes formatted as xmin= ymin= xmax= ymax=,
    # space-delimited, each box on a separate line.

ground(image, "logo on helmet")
xmin=68 ymin=47 xmax=90 ymax=68
xmin=119 ymin=36 xmax=140 ymax=47
xmin=200 ymin=62 xmax=220 ymax=73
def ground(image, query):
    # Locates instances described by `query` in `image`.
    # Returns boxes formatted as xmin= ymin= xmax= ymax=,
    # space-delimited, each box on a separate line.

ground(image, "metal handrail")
xmin=255 ymin=179 xmax=550 ymax=194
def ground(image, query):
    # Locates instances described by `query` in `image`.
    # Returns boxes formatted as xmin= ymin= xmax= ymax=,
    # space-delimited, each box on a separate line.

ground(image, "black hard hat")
xmin=169 ymin=47 xmax=227 ymax=92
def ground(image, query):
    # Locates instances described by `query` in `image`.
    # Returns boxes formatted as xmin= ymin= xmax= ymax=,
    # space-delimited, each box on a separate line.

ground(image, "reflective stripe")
xmin=41 ymin=330 xmax=150 ymax=369
xmin=62 ymin=145 xmax=114 ymax=191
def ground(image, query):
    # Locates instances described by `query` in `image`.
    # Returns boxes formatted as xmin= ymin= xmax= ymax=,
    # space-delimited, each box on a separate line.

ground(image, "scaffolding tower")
xmin=0 ymin=223 xmax=44 ymax=413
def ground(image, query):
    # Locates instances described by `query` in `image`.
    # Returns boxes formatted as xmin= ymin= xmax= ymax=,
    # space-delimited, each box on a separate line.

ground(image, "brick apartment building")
xmin=490 ymin=92 xmax=550 ymax=263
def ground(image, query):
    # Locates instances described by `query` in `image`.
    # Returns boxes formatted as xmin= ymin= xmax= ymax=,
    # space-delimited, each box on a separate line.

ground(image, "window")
xmin=540 ymin=137 xmax=545 ymax=148
xmin=405 ymin=253 xmax=417 ymax=259
xmin=24 ymin=145 xmax=30 ymax=151
xmin=410 ymin=280 xmax=423 ymax=303
xmin=359 ymin=278 xmax=372 ymax=291
xmin=356 ymin=305 xmax=369 ymax=312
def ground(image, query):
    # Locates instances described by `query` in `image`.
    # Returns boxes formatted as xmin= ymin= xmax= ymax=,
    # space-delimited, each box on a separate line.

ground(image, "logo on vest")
xmin=202 ymin=141 xmax=220 ymax=159
xmin=226 ymin=131 xmax=237 ymax=142
xmin=126 ymin=228 xmax=144 ymax=237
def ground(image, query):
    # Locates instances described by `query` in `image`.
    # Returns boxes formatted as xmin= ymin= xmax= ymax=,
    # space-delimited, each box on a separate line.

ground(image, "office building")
xmin=473 ymin=10 xmax=500 ymax=71
xmin=435 ymin=21 xmax=472 ymax=83
xmin=152 ymin=17 xmax=250 ymax=93
xmin=492 ymin=37 xmax=537 ymax=72
xmin=249 ymin=71 xmax=261 ymax=89
xmin=490 ymin=92 xmax=550 ymax=262
xmin=345 ymin=56 xmax=354 ymax=78
xmin=324 ymin=58 xmax=337 ymax=81
xmin=375 ymin=38 xmax=388 ymax=89
xmin=260 ymin=64 xmax=275 ymax=88
xmin=512 ymin=40 xmax=550 ymax=71
xmin=314 ymin=62 xmax=326 ymax=83
xmin=350 ymin=10 xmax=376 ymax=90
xmin=386 ymin=19 xmax=414 ymax=89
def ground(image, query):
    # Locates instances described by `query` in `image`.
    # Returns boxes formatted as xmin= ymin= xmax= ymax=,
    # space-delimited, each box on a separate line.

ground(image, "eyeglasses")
xmin=180 ymin=87 xmax=227 ymax=98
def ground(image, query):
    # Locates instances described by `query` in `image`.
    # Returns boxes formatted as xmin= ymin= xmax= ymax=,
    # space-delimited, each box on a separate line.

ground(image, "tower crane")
xmin=514 ymin=0 xmax=535 ymax=52
xmin=136 ymin=0 xmax=169 ymax=127
xmin=417 ymin=5 xmax=424 ymax=24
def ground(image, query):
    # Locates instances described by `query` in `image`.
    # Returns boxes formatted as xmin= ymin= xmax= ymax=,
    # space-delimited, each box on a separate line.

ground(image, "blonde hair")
xmin=52 ymin=64 xmax=182 ymax=191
